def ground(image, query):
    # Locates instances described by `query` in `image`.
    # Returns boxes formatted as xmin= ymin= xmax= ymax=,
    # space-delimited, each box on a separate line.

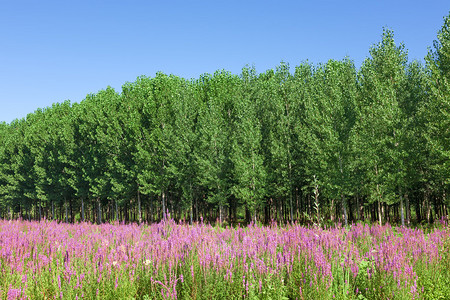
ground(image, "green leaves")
xmin=354 ymin=28 xmax=408 ymax=204
xmin=0 ymin=15 xmax=449 ymax=224
xmin=424 ymin=12 xmax=450 ymax=188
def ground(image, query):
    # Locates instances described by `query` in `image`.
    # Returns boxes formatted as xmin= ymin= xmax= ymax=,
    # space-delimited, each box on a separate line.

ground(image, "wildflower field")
xmin=0 ymin=219 xmax=449 ymax=300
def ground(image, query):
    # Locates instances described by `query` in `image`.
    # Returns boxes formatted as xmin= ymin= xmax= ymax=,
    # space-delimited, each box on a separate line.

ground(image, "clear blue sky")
xmin=1 ymin=0 xmax=449 ymax=124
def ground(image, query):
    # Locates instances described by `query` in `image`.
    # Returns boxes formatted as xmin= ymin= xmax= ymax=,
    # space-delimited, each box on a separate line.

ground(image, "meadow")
xmin=0 ymin=218 xmax=449 ymax=299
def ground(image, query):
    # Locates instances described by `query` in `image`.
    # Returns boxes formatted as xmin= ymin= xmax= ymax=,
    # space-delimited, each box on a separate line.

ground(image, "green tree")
xmin=169 ymin=79 xmax=201 ymax=223
xmin=195 ymin=71 xmax=238 ymax=223
xmin=25 ymin=102 xmax=75 ymax=221
xmin=353 ymin=28 xmax=408 ymax=225
xmin=303 ymin=59 xmax=357 ymax=225
xmin=400 ymin=61 xmax=429 ymax=225
xmin=2 ymin=119 xmax=36 ymax=220
xmin=230 ymin=67 xmax=266 ymax=223
xmin=423 ymin=12 xmax=450 ymax=212
xmin=258 ymin=63 xmax=300 ymax=223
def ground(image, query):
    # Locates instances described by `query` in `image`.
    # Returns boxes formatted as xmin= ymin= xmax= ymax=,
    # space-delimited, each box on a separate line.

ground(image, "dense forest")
xmin=0 ymin=14 xmax=449 ymax=227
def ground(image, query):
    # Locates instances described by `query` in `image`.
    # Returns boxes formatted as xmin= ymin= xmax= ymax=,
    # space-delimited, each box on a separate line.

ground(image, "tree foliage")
xmin=0 ymin=14 xmax=449 ymax=225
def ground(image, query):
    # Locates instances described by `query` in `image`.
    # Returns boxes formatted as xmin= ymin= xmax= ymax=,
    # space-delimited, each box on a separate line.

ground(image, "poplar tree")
xmin=231 ymin=67 xmax=266 ymax=223
xmin=169 ymin=79 xmax=201 ymax=223
xmin=130 ymin=73 xmax=179 ymax=221
xmin=303 ymin=59 xmax=357 ymax=225
xmin=4 ymin=119 xmax=35 ymax=219
xmin=423 ymin=12 xmax=450 ymax=213
xmin=26 ymin=102 xmax=75 ymax=221
xmin=0 ymin=122 xmax=12 ymax=217
xmin=196 ymin=71 xmax=237 ymax=223
xmin=401 ymin=61 xmax=428 ymax=225
xmin=264 ymin=63 xmax=297 ymax=223
xmin=354 ymin=29 xmax=408 ymax=225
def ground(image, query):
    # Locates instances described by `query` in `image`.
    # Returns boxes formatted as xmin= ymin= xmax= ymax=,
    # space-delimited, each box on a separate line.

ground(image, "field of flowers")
xmin=0 ymin=218 xmax=449 ymax=300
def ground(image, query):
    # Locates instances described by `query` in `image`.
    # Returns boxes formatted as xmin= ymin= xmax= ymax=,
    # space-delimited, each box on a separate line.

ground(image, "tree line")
xmin=0 ymin=15 xmax=449 ymax=226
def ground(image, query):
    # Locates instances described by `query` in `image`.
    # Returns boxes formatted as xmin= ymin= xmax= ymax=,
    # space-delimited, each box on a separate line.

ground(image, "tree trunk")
xmin=190 ymin=182 xmax=194 ymax=225
xmin=289 ymin=172 xmax=294 ymax=223
xmin=424 ymin=188 xmax=431 ymax=224
xmin=375 ymin=164 xmax=382 ymax=226
xmin=115 ymin=200 xmax=119 ymax=222
xmin=359 ymin=197 xmax=364 ymax=221
xmin=162 ymin=191 xmax=166 ymax=220
xmin=81 ymin=198 xmax=85 ymax=222
xmin=356 ymin=195 xmax=360 ymax=221
xmin=330 ymin=198 xmax=335 ymax=222
xmin=97 ymin=198 xmax=102 ymax=225
xmin=69 ymin=198 xmax=73 ymax=223
xmin=399 ymin=187 xmax=405 ymax=227
xmin=416 ymin=195 xmax=422 ymax=223
xmin=341 ymin=194 xmax=348 ymax=226
xmin=137 ymin=185 xmax=142 ymax=224
xmin=64 ymin=199 xmax=68 ymax=223
xmin=405 ymin=193 xmax=410 ymax=226
xmin=377 ymin=198 xmax=382 ymax=226
xmin=443 ymin=190 xmax=448 ymax=218
xmin=150 ymin=196 xmax=153 ymax=223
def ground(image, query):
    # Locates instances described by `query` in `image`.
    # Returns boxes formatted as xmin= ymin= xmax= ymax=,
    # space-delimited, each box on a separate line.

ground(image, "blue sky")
xmin=0 ymin=1 xmax=449 ymax=124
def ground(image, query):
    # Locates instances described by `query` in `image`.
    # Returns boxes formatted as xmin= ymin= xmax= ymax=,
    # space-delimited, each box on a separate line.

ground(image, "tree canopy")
xmin=0 ymin=14 xmax=449 ymax=226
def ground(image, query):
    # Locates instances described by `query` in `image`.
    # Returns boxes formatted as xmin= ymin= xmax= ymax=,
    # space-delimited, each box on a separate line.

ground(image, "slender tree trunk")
xmin=115 ymin=200 xmax=119 ymax=222
xmin=416 ymin=196 xmax=422 ymax=223
xmin=81 ymin=198 xmax=85 ymax=222
xmin=97 ymin=198 xmax=102 ymax=225
xmin=107 ymin=201 xmax=110 ymax=221
xmin=424 ymin=188 xmax=431 ymax=224
xmin=161 ymin=191 xmax=166 ymax=220
xmin=359 ymin=197 xmax=365 ymax=221
xmin=341 ymin=194 xmax=348 ymax=226
xmin=190 ymin=182 xmax=194 ymax=225
xmin=288 ymin=162 xmax=294 ymax=224
xmin=399 ymin=187 xmax=405 ymax=227
xmin=375 ymin=165 xmax=382 ymax=226
xmin=274 ymin=198 xmax=278 ymax=222
xmin=338 ymin=154 xmax=347 ymax=226
xmin=64 ymin=198 xmax=68 ymax=223
xmin=443 ymin=190 xmax=448 ymax=218
xmin=307 ymin=195 xmax=311 ymax=218
xmin=149 ymin=196 xmax=153 ymax=223
xmin=405 ymin=193 xmax=410 ymax=226
xmin=348 ymin=197 xmax=354 ymax=223
xmin=377 ymin=198 xmax=382 ymax=225
xmin=137 ymin=185 xmax=142 ymax=224
xmin=52 ymin=201 xmax=55 ymax=221
xmin=330 ymin=199 xmax=335 ymax=222
xmin=356 ymin=195 xmax=361 ymax=221
xmin=434 ymin=195 xmax=439 ymax=220
xmin=69 ymin=198 xmax=73 ymax=223
xmin=228 ymin=198 xmax=232 ymax=225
